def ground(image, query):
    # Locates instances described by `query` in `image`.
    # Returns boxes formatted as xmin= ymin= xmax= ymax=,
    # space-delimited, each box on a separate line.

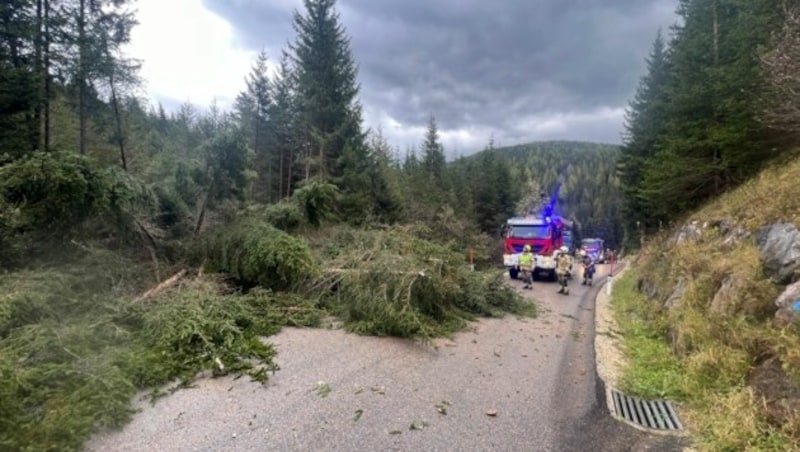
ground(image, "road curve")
xmin=87 ymin=265 xmax=681 ymax=451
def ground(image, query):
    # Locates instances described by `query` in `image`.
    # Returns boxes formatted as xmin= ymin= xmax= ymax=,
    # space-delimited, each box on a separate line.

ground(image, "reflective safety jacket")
xmin=519 ymin=252 xmax=534 ymax=270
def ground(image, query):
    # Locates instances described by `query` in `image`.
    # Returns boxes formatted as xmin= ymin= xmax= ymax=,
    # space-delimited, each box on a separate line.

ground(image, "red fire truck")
xmin=502 ymin=214 xmax=571 ymax=281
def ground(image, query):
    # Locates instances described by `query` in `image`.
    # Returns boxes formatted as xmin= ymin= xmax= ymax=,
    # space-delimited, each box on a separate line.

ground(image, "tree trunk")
xmin=78 ymin=0 xmax=87 ymax=154
xmin=318 ymin=139 xmax=325 ymax=182
xmin=278 ymin=144 xmax=285 ymax=200
xmin=109 ymin=70 xmax=127 ymax=171
xmin=266 ymin=128 xmax=273 ymax=203
xmin=253 ymin=114 xmax=260 ymax=199
xmin=712 ymin=0 xmax=719 ymax=67
xmin=194 ymin=170 xmax=211 ymax=236
xmin=43 ymin=0 xmax=51 ymax=151
xmin=304 ymin=146 xmax=311 ymax=181
xmin=286 ymin=147 xmax=294 ymax=198
xmin=35 ymin=0 xmax=43 ymax=151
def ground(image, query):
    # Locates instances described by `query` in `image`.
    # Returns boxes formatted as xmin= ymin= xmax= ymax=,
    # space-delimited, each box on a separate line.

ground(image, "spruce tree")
xmin=473 ymin=150 xmax=517 ymax=233
xmin=268 ymin=50 xmax=300 ymax=200
xmin=236 ymin=50 xmax=272 ymax=202
xmin=618 ymin=29 xmax=670 ymax=238
xmin=639 ymin=0 xmax=783 ymax=220
xmin=290 ymin=0 xmax=362 ymax=182
xmin=0 ymin=0 xmax=40 ymax=156
xmin=290 ymin=0 xmax=396 ymax=221
xmin=421 ymin=114 xmax=446 ymax=184
xmin=62 ymin=0 xmax=138 ymax=155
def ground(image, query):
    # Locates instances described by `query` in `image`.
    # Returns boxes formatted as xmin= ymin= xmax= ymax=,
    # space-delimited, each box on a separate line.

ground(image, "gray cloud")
xmin=202 ymin=0 xmax=678 ymax=153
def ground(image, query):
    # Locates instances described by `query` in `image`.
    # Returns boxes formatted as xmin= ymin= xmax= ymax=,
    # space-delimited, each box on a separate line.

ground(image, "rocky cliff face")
xmin=633 ymin=215 xmax=800 ymax=434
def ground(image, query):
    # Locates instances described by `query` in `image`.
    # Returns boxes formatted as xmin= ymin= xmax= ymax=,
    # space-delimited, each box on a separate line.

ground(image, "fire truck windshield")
xmin=507 ymin=225 xmax=550 ymax=239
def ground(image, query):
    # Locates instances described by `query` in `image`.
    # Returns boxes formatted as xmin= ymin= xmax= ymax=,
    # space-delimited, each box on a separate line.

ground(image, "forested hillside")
xmin=477 ymin=140 xmax=623 ymax=248
xmin=618 ymin=0 xmax=797 ymax=244
xmin=612 ymin=1 xmax=800 ymax=449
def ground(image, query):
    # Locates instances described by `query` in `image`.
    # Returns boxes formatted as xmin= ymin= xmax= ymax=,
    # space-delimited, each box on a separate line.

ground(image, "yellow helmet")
xmin=523 ymin=244 xmax=532 ymax=252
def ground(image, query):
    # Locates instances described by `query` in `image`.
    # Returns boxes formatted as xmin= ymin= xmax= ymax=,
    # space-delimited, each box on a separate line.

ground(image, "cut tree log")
xmin=133 ymin=269 xmax=187 ymax=303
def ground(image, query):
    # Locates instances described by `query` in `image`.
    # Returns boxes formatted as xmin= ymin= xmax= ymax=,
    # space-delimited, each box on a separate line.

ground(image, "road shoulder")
xmin=594 ymin=266 xmax=629 ymax=414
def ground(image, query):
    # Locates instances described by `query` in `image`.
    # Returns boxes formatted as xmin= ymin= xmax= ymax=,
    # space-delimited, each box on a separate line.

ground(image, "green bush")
xmin=292 ymin=180 xmax=339 ymax=226
xmin=262 ymin=202 xmax=304 ymax=231
xmin=0 ymin=151 xmax=112 ymax=234
xmin=205 ymin=220 xmax=318 ymax=291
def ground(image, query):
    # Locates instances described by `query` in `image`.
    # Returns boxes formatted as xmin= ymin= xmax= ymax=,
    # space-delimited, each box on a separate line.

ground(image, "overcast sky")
xmin=126 ymin=0 xmax=678 ymax=156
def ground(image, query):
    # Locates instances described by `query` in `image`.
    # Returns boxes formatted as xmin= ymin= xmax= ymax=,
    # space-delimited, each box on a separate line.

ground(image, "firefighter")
xmin=580 ymin=250 xmax=596 ymax=286
xmin=519 ymin=244 xmax=534 ymax=289
xmin=556 ymin=245 xmax=571 ymax=295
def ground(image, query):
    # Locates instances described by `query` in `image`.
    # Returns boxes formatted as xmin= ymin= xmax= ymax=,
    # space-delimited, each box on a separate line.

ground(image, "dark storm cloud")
xmin=202 ymin=0 xmax=677 ymax=151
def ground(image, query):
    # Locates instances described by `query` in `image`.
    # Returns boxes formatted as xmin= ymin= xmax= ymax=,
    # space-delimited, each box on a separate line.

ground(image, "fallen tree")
xmin=304 ymin=225 xmax=534 ymax=339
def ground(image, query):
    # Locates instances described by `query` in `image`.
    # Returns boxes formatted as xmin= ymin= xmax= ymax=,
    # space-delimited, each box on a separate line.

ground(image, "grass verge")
xmin=612 ymin=268 xmax=797 ymax=451
xmin=611 ymin=270 xmax=684 ymax=399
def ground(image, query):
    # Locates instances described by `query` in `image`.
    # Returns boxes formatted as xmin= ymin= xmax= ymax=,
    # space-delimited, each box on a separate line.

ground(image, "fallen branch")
xmin=134 ymin=218 xmax=161 ymax=282
xmin=133 ymin=269 xmax=187 ymax=303
xmin=325 ymin=268 xmax=427 ymax=276
xmin=274 ymin=306 xmax=319 ymax=312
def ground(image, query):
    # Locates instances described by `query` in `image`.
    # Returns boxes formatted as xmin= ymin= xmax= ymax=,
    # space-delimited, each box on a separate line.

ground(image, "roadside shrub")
xmin=205 ymin=220 xmax=318 ymax=291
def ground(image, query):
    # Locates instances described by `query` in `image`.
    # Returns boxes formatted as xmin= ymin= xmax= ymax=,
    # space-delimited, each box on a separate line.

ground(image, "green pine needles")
xmin=305 ymin=225 xmax=535 ymax=338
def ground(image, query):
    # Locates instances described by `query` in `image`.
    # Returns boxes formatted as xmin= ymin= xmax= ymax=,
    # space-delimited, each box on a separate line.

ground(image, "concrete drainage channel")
xmin=608 ymin=388 xmax=684 ymax=434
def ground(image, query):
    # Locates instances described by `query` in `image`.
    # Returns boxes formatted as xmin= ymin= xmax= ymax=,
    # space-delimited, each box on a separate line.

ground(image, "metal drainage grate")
xmin=610 ymin=388 xmax=683 ymax=432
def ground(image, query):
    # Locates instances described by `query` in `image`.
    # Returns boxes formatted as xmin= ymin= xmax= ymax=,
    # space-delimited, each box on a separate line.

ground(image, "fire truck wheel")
xmin=509 ymin=268 xmax=519 ymax=280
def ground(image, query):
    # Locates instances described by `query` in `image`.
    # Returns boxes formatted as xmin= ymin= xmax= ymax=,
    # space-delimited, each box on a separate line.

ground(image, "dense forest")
xmin=0 ymin=0 xmax=623 ymax=268
xmin=479 ymin=141 xmax=623 ymax=247
xmin=618 ymin=0 xmax=800 ymax=244
xmin=2 ymin=0 xmax=800 ymax=449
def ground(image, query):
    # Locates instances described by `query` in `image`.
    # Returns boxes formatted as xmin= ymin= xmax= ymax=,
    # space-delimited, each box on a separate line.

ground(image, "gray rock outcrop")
xmin=773 ymin=279 xmax=800 ymax=327
xmin=665 ymin=278 xmax=687 ymax=310
xmin=710 ymin=275 xmax=740 ymax=315
xmin=713 ymin=217 xmax=751 ymax=248
xmin=669 ymin=221 xmax=703 ymax=246
xmin=756 ymin=223 xmax=800 ymax=284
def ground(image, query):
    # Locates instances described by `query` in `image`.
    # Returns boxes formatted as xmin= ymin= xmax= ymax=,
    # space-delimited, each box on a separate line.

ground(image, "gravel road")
xmin=87 ymin=265 xmax=684 ymax=451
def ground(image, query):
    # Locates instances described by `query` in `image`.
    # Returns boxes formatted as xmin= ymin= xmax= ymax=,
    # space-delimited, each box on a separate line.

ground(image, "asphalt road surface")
xmin=88 ymin=265 xmax=685 ymax=451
